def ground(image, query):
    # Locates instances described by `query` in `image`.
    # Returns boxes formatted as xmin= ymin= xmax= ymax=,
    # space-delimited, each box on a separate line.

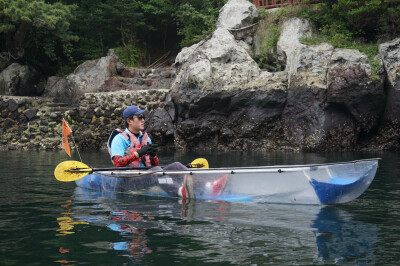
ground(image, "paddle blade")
xmin=190 ymin=158 xmax=209 ymax=168
xmin=54 ymin=161 xmax=92 ymax=182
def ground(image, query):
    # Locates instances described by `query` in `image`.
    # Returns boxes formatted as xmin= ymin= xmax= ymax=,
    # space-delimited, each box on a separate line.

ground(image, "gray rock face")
xmin=174 ymin=28 xmax=260 ymax=91
xmin=43 ymin=50 xmax=118 ymax=104
xmin=277 ymin=18 xmax=313 ymax=77
xmin=379 ymin=38 xmax=400 ymax=123
xmin=278 ymin=19 xmax=385 ymax=150
xmin=163 ymin=0 xmax=392 ymax=151
xmin=4 ymin=0 xmax=398 ymax=152
xmin=217 ymin=0 xmax=258 ymax=45
xmin=0 ymin=63 xmax=40 ymax=96
xmin=168 ymin=3 xmax=291 ymax=150
xmin=217 ymin=0 xmax=258 ymax=30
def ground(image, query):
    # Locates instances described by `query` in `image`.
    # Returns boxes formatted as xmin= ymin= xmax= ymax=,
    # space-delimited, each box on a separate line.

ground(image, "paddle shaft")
xmin=54 ymin=158 xmax=209 ymax=182
xmin=68 ymin=164 xmax=202 ymax=173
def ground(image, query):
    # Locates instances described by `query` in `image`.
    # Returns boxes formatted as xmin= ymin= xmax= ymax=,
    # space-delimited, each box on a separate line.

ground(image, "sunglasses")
xmin=132 ymin=115 xmax=145 ymax=120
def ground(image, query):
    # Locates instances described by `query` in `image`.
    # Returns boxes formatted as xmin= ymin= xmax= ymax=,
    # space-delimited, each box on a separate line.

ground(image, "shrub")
xmin=114 ymin=45 xmax=144 ymax=68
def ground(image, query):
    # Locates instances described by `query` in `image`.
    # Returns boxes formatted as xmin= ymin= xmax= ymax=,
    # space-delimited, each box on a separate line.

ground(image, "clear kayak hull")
xmin=75 ymin=159 xmax=379 ymax=204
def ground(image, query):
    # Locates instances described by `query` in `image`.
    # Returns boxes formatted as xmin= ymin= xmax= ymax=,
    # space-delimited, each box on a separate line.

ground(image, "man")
xmin=108 ymin=105 xmax=159 ymax=167
xmin=108 ymin=104 xmax=193 ymax=197
xmin=108 ymin=105 xmax=224 ymax=199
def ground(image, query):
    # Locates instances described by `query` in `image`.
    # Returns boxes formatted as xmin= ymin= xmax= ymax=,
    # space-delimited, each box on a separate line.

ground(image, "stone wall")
xmin=0 ymin=89 xmax=168 ymax=151
xmin=0 ymin=96 xmax=64 ymax=150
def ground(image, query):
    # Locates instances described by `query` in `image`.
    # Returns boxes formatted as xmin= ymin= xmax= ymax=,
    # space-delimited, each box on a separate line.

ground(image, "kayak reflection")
xmin=71 ymin=187 xmax=377 ymax=264
xmin=311 ymin=207 xmax=377 ymax=264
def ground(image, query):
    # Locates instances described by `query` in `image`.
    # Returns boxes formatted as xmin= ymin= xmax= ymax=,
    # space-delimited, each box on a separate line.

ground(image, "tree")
xmin=0 ymin=0 xmax=76 ymax=60
xmin=175 ymin=0 xmax=227 ymax=47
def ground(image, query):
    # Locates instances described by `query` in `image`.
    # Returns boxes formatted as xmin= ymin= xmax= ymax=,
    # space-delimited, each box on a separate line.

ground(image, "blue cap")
xmin=123 ymin=105 xmax=146 ymax=120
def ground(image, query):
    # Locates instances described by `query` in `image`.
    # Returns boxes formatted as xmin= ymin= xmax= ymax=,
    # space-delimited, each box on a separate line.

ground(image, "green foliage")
xmin=300 ymin=0 xmax=399 ymax=42
xmin=114 ymin=45 xmax=143 ymax=67
xmin=176 ymin=0 xmax=227 ymax=47
xmin=298 ymin=1 xmax=388 ymax=77
xmin=0 ymin=0 xmax=76 ymax=75
xmin=3 ymin=0 xmax=397 ymax=78
xmin=0 ymin=0 xmax=75 ymax=33
xmin=257 ymin=23 xmax=280 ymax=71
xmin=0 ymin=0 xmax=229 ymax=76
xmin=255 ymin=6 xmax=304 ymax=71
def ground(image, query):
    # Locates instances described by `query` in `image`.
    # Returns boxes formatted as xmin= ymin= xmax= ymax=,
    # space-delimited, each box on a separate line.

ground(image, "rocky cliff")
xmin=1 ymin=0 xmax=400 ymax=152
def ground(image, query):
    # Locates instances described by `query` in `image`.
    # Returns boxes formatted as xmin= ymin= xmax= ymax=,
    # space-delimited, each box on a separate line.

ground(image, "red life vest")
xmin=108 ymin=129 xmax=151 ymax=167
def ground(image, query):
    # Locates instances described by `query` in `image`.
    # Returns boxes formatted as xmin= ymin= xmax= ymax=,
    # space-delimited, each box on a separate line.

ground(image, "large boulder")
xmin=173 ymin=28 xmax=260 ymax=94
xmin=0 ymin=63 xmax=41 ymax=96
xmin=278 ymin=18 xmax=385 ymax=150
xmin=379 ymin=38 xmax=400 ymax=123
xmin=217 ymin=0 xmax=258 ymax=45
xmin=168 ymin=5 xmax=291 ymax=150
xmin=165 ymin=8 xmax=388 ymax=151
xmin=43 ymin=50 xmax=119 ymax=104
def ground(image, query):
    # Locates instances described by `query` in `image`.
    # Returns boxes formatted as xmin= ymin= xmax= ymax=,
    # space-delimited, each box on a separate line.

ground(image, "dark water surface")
xmin=0 ymin=150 xmax=399 ymax=265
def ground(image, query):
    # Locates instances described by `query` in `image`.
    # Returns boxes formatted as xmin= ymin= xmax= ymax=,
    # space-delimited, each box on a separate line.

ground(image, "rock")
xmin=114 ymin=107 xmax=122 ymax=116
xmin=327 ymin=65 xmax=385 ymax=133
xmin=40 ymin=126 xmax=49 ymax=133
xmin=132 ymin=78 xmax=145 ymax=86
xmin=217 ymin=0 xmax=258 ymax=44
xmin=85 ymin=109 xmax=94 ymax=119
xmin=277 ymin=18 xmax=314 ymax=84
xmin=0 ymin=99 xmax=7 ymax=110
xmin=3 ymin=118 xmax=14 ymax=129
xmin=50 ymin=112 xmax=58 ymax=119
xmin=379 ymin=38 xmax=400 ymax=123
xmin=18 ymin=115 xmax=28 ymax=125
xmin=42 ymin=76 xmax=65 ymax=97
xmin=0 ymin=63 xmax=40 ymax=96
xmin=43 ymin=53 xmax=121 ymax=104
xmin=273 ymin=17 xmax=386 ymax=150
xmin=145 ymin=78 xmax=152 ymax=86
xmin=116 ymin=62 xmax=125 ymax=74
xmin=24 ymin=109 xmax=38 ymax=120
xmin=121 ymin=68 xmax=136 ymax=78
xmin=146 ymin=108 xmax=175 ymax=146
xmin=103 ymin=77 xmax=127 ymax=91
xmin=7 ymin=99 xmax=18 ymax=112
xmin=0 ymin=52 xmax=11 ymax=71
xmin=104 ymin=109 xmax=112 ymax=118
xmin=9 ymin=110 xmax=18 ymax=120
xmin=174 ymin=28 xmax=260 ymax=90
xmin=94 ymin=108 xmax=103 ymax=117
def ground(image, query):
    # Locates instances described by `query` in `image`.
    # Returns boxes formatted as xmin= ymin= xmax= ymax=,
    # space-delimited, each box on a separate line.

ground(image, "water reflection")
xmin=68 ymin=187 xmax=378 ymax=264
xmin=107 ymin=210 xmax=153 ymax=262
xmin=56 ymin=196 xmax=88 ymax=236
xmin=311 ymin=207 xmax=377 ymax=264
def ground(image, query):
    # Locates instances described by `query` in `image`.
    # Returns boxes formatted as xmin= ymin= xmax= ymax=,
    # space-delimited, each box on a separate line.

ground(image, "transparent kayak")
xmin=75 ymin=158 xmax=379 ymax=204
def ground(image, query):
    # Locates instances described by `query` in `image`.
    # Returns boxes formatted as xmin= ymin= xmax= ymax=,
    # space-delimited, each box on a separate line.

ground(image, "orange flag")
xmin=62 ymin=118 xmax=72 ymax=157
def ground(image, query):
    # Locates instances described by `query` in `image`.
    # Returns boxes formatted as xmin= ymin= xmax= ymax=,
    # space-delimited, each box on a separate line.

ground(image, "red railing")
xmin=253 ymin=0 xmax=305 ymax=9
xmin=254 ymin=0 xmax=397 ymax=9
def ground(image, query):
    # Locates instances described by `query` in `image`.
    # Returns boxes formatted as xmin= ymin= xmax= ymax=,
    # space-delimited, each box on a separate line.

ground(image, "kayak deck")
xmin=75 ymin=158 xmax=379 ymax=204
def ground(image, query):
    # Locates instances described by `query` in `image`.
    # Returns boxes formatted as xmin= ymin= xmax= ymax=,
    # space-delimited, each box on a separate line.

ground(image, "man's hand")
xmin=148 ymin=144 xmax=158 ymax=158
xmin=136 ymin=145 xmax=152 ymax=157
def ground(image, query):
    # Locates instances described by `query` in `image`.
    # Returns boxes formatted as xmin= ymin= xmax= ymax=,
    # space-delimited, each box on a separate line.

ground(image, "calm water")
xmin=0 ymin=150 xmax=399 ymax=265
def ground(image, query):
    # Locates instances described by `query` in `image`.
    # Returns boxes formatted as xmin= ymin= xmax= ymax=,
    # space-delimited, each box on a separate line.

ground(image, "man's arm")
xmin=112 ymin=154 xmax=136 ymax=167
xmin=110 ymin=134 xmax=136 ymax=167
xmin=112 ymin=144 xmax=154 ymax=167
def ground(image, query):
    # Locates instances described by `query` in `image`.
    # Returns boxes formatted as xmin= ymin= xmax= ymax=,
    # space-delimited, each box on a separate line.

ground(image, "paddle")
xmin=54 ymin=158 xmax=209 ymax=182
